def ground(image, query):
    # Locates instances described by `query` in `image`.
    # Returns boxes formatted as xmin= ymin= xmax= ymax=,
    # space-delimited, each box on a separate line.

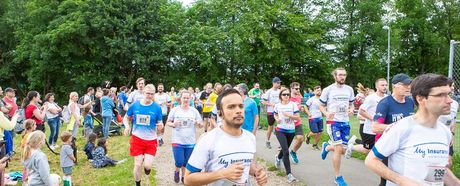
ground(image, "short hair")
xmin=87 ymin=87 xmax=94 ymax=93
xmin=136 ymin=77 xmax=145 ymax=84
xmin=44 ymin=93 xmax=55 ymax=102
xmin=60 ymin=131 xmax=72 ymax=142
xmin=120 ymin=86 xmax=127 ymax=91
xmin=314 ymin=86 xmax=321 ymax=90
xmin=144 ymin=84 xmax=155 ymax=92
xmin=331 ymin=67 xmax=346 ymax=77
xmin=375 ymin=78 xmax=387 ymax=87
xmin=103 ymin=88 xmax=110 ymax=96
xmin=411 ymin=73 xmax=453 ymax=106
xmin=216 ymin=89 xmax=241 ymax=112
xmin=158 ymin=83 xmax=164 ymax=87
xmin=290 ymin=82 xmax=300 ymax=88
xmin=237 ymin=83 xmax=249 ymax=95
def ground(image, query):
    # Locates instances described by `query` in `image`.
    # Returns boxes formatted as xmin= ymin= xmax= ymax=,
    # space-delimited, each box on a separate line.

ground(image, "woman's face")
xmin=34 ymin=94 xmax=41 ymax=103
xmin=71 ymin=94 xmax=78 ymax=102
xmin=181 ymin=93 xmax=191 ymax=105
xmin=281 ymin=90 xmax=291 ymax=101
xmin=49 ymin=95 xmax=55 ymax=102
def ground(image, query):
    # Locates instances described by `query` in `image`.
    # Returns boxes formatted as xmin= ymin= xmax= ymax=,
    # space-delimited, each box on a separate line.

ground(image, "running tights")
xmin=275 ymin=131 xmax=295 ymax=174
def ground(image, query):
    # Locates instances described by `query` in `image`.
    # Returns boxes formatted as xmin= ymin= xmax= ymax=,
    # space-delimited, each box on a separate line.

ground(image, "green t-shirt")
xmin=248 ymin=88 xmax=262 ymax=106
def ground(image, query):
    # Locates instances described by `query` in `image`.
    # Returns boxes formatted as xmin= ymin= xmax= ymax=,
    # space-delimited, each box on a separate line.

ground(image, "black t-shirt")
xmin=199 ymin=91 xmax=211 ymax=101
xmin=93 ymin=98 xmax=101 ymax=113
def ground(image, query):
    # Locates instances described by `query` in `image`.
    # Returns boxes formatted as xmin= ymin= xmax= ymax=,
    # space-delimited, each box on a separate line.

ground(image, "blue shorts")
xmin=308 ymin=118 xmax=323 ymax=133
xmin=62 ymin=166 xmax=73 ymax=175
xmin=172 ymin=145 xmax=194 ymax=168
xmin=326 ymin=121 xmax=350 ymax=145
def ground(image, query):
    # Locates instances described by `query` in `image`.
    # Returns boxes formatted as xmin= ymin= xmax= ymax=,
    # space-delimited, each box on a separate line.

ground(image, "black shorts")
xmin=362 ymin=133 xmax=376 ymax=150
xmin=359 ymin=122 xmax=365 ymax=140
xmin=267 ymin=114 xmax=275 ymax=126
xmin=162 ymin=115 xmax=168 ymax=125
xmin=449 ymin=144 xmax=454 ymax=156
xmin=295 ymin=125 xmax=304 ymax=136
xmin=202 ymin=112 xmax=211 ymax=119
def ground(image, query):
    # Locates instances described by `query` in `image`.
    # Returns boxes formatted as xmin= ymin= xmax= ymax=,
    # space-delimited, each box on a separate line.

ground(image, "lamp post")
xmin=383 ymin=26 xmax=390 ymax=92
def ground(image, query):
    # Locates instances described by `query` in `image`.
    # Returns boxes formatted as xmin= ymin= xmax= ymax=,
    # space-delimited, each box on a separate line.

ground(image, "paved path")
xmin=255 ymin=129 xmax=380 ymax=186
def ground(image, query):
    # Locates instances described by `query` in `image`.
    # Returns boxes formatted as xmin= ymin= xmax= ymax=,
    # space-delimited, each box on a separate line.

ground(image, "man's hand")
xmin=220 ymin=162 xmax=244 ymax=181
xmin=157 ymin=123 xmax=164 ymax=131
xmin=254 ymin=167 xmax=268 ymax=185
xmin=325 ymin=112 xmax=335 ymax=120
xmin=124 ymin=126 xmax=131 ymax=136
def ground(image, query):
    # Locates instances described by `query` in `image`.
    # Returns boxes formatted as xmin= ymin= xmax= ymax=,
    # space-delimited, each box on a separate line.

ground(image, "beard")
xmin=223 ymin=116 xmax=244 ymax=128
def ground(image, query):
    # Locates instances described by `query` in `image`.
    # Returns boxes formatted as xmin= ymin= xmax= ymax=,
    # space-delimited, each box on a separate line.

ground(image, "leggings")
xmin=275 ymin=131 xmax=295 ymax=174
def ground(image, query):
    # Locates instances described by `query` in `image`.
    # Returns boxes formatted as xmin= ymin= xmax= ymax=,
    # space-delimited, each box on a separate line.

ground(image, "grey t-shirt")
xmin=60 ymin=144 xmax=74 ymax=168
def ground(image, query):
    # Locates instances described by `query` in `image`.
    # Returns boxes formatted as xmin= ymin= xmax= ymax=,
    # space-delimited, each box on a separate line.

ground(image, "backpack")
xmin=62 ymin=105 xmax=71 ymax=123
xmin=13 ymin=108 xmax=26 ymax=133
xmin=78 ymin=96 xmax=85 ymax=105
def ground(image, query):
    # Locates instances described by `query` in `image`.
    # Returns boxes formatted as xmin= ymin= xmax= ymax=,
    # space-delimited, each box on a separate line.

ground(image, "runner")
xmin=437 ymin=84 xmax=458 ymax=169
xmin=210 ymin=84 xmax=232 ymax=128
xmin=371 ymin=73 xmax=414 ymax=186
xmin=125 ymin=77 xmax=145 ymax=110
xmin=345 ymin=78 xmax=387 ymax=158
xmin=274 ymin=88 xmax=300 ymax=182
xmin=236 ymin=83 xmax=259 ymax=135
xmin=154 ymin=83 xmax=172 ymax=146
xmin=288 ymin=82 xmax=304 ymax=164
xmin=123 ymin=84 xmax=164 ymax=186
xmin=184 ymin=88 xmax=268 ymax=185
xmin=204 ymin=83 xmax=222 ymax=131
xmin=166 ymin=90 xmax=203 ymax=183
xmin=200 ymin=83 xmax=213 ymax=132
xmin=248 ymin=83 xmax=262 ymax=129
xmin=318 ymin=68 xmax=355 ymax=186
xmin=262 ymin=77 xmax=281 ymax=149
xmin=365 ymin=73 xmax=460 ymax=186
xmin=304 ymin=86 xmax=323 ymax=150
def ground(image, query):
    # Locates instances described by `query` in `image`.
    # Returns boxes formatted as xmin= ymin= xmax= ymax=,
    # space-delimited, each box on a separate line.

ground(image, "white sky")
xmin=179 ymin=0 xmax=195 ymax=6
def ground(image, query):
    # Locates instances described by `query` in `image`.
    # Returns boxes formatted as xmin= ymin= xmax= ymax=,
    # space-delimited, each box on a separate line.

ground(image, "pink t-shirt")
xmin=2 ymin=97 xmax=18 ymax=118
xmin=290 ymin=95 xmax=302 ymax=126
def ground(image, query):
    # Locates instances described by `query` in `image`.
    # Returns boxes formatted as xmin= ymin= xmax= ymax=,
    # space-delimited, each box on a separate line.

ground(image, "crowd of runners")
xmin=0 ymin=68 xmax=458 ymax=185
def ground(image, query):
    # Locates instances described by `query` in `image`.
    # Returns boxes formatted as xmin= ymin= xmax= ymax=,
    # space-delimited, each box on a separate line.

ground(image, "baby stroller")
xmin=92 ymin=114 xmax=122 ymax=137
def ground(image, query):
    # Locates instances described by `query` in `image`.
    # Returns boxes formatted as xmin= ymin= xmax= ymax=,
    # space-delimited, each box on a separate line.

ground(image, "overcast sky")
xmin=179 ymin=0 xmax=195 ymax=6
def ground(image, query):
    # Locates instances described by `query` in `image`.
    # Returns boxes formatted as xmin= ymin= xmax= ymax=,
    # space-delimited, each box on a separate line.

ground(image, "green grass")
xmin=8 ymin=124 xmax=155 ymax=185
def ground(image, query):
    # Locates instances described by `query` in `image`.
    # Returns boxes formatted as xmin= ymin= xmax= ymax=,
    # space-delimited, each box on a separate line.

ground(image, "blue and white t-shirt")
xmin=372 ymin=116 xmax=452 ymax=186
xmin=319 ymin=84 xmax=355 ymax=122
xmin=154 ymin=93 xmax=172 ymax=116
xmin=262 ymin=88 xmax=280 ymax=113
xmin=306 ymin=96 xmax=322 ymax=119
xmin=360 ymin=93 xmax=387 ymax=135
xmin=274 ymin=102 xmax=299 ymax=133
xmin=126 ymin=101 xmax=163 ymax=140
xmin=186 ymin=127 xmax=256 ymax=185
xmin=168 ymin=107 xmax=202 ymax=147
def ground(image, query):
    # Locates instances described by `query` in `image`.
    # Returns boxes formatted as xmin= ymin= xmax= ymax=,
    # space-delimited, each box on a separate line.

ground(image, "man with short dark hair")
xmin=154 ymin=83 xmax=171 ymax=146
xmin=185 ymin=89 xmax=267 ymax=185
xmin=288 ymin=82 xmax=304 ymax=164
xmin=262 ymin=77 xmax=281 ymax=149
xmin=366 ymin=74 xmax=460 ymax=186
xmin=125 ymin=77 xmax=146 ymax=110
xmin=83 ymin=87 xmax=95 ymax=104
xmin=236 ymin=83 xmax=259 ymax=135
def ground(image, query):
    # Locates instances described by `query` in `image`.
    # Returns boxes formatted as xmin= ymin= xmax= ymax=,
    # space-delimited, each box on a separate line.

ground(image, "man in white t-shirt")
xmin=365 ymin=74 xmax=460 ymax=186
xmin=319 ymin=67 xmax=355 ymax=186
xmin=125 ymin=77 xmax=146 ymax=111
xmin=185 ymin=89 xmax=268 ymax=186
xmin=262 ymin=77 xmax=281 ymax=149
xmin=154 ymin=83 xmax=172 ymax=146
xmin=345 ymin=78 xmax=388 ymax=158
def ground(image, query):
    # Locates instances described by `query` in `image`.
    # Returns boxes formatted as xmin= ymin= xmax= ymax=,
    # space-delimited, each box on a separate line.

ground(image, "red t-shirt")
xmin=3 ymin=97 xmax=18 ymax=118
xmin=290 ymin=95 xmax=303 ymax=126
xmin=25 ymin=104 xmax=43 ymax=125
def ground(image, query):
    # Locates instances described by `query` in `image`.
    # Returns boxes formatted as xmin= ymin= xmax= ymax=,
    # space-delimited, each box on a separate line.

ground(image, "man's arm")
xmin=359 ymin=108 xmax=373 ymax=121
xmin=184 ymin=163 xmax=244 ymax=186
xmin=365 ymin=150 xmax=420 ymax=185
xmin=444 ymin=168 xmax=460 ymax=186
xmin=249 ymin=159 xmax=268 ymax=185
xmin=253 ymin=115 xmax=259 ymax=135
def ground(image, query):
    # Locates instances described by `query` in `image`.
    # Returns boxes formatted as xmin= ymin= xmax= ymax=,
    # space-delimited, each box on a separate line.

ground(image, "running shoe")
xmin=258 ymin=124 xmax=263 ymax=129
xmin=305 ymin=136 xmax=311 ymax=145
xmin=266 ymin=141 xmax=272 ymax=149
xmin=345 ymin=135 xmax=357 ymax=159
xmin=315 ymin=144 xmax=320 ymax=150
xmin=311 ymin=144 xmax=317 ymax=150
xmin=181 ymin=177 xmax=184 ymax=184
xmin=321 ymin=142 xmax=329 ymax=160
xmin=174 ymin=171 xmax=180 ymax=183
xmin=275 ymin=155 xmax=281 ymax=169
xmin=287 ymin=173 xmax=297 ymax=183
xmin=144 ymin=168 xmax=151 ymax=175
xmin=290 ymin=150 xmax=299 ymax=164
xmin=334 ymin=176 xmax=348 ymax=186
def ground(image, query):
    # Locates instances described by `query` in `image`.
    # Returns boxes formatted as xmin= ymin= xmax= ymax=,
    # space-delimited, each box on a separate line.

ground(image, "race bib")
xmin=337 ymin=103 xmax=348 ymax=114
xmin=136 ymin=114 xmax=151 ymax=126
xmin=424 ymin=166 xmax=446 ymax=186
xmin=180 ymin=119 xmax=194 ymax=128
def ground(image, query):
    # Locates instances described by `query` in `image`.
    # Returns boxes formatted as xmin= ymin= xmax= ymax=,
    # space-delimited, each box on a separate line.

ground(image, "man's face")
xmin=221 ymin=93 xmax=244 ymax=128
xmin=314 ymin=88 xmax=322 ymax=96
xmin=181 ymin=93 xmax=191 ymax=104
xmin=255 ymin=83 xmax=260 ymax=89
xmin=137 ymin=80 xmax=145 ymax=90
xmin=143 ymin=88 xmax=155 ymax=101
xmin=158 ymin=85 xmax=164 ymax=93
xmin=393 ymin=83 xmax=411 ymax=96
xmin=6 ymin=91 xmax=15 ymax=98
xmin=273 ymin=82 xmax=281 ymax=88
xmin=291 ymin=85 xmax=300 ymax=95
xmin=206 ymin=85 xmax=212 ymax=93
xmin=334 ymin=70 xmax=347 ymax=85
xmin=423 ymin=85 xmax=453 ymax=116
xmin=376 ymin=80 xmax=388 ymax=94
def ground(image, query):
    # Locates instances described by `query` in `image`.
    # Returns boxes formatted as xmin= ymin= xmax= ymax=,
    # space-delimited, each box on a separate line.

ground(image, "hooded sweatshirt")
xmin=23 ymin=150 xmax=51 ymax=186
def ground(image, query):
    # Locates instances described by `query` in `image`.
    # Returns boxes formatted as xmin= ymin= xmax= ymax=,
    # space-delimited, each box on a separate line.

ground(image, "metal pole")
xmin=387 ymin=28 xmax=390 ymax=91
xmin=449 ymin=40 xmax=455 ymax=78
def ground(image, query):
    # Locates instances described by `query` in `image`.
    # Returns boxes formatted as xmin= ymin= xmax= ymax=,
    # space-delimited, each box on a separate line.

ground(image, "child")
xmin=22 ymin=131 xmax=52 ymax=185
xmin=83 ymin=133 xmax=97 ymax=160
xmin=83 ymin=106 xmax=93 ymax=137
xmin=60 ymin=132 xmax=76 ymax=186
xmin=20 ymin=119 xmax=36 ymax=183
xmin=91 ymin=138 xmax=120 ymax=168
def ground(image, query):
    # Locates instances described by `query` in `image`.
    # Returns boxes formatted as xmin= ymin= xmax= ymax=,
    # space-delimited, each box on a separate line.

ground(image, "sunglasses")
xmin=281 ymin=94 xmax=290 ymax=96
xmin=292 ymin=88 xmax=300 ymax=90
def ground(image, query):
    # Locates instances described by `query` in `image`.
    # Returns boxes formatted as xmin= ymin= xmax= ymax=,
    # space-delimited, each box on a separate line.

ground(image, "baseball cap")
xmin=272 ymin=77 xmax=281 ymax=83
xmin=391 ymin=73 xmax=412 ymax=85
xmin=4 ymin=87 xmax=15 ymax=93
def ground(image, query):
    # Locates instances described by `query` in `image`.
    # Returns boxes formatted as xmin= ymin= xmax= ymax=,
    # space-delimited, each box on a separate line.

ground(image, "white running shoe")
xmin=345 ymin=135 xmax=357 ymax=159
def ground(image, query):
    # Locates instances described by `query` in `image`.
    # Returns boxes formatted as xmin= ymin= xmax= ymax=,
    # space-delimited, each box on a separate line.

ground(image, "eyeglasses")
xmin=292 ymin=88 xmax=300 ymax=90
xmin=145 ymin=92 xmax=155 ymax=95
xmin=281 ymin=94 xmax=290 ymax=97
xmin=428 ymin=92 xmax=453 ymax=99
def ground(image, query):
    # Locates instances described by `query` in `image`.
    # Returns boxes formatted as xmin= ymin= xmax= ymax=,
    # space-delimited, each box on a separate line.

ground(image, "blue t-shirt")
xmin=100 ymin=96 xmax=115 ymax=117
xmin=83 ymin=115 xmax=93 ymax=129
xmin=242 ymin=97 xmax=259 ymax=132
xmin=127 ymin=101 xmax=163 ymax=140
xmin=373 ymin=95 xmax=415 ymax=140
xmin=118 ymin=92 xmax=128 ymax=107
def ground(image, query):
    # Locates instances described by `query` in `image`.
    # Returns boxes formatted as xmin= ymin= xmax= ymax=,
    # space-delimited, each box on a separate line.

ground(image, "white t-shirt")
xmin=319 ymin=84 xmax=355 ymax=122
xmin=168 ymin=107 xmax=202 ymax=146
xmin=360 ymin=93 xmax=387 ymax=134
xmin=262 ymin=88 xmax=280 ymax=113
xmin=45 ymin=102 xmax=60 ymax=119
xmin=127 ymin=90 xmax=144 ymax=106
xmin=373 ymin=116 xmax=452 ymax=186
xmin=274 ymin=102 xmax=299 ymax=133
xmin=154 ymin=93 xmax=171 ymax=116
xmin=186 ymin=127 xmax=256 ymax=185
xmin=211 ymin=106 xmax=222 ymax=126
xmin=306 ymin=96 xmax=322 ymax=119
xmin=437 ymin=100 xmax=458 ymax=127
